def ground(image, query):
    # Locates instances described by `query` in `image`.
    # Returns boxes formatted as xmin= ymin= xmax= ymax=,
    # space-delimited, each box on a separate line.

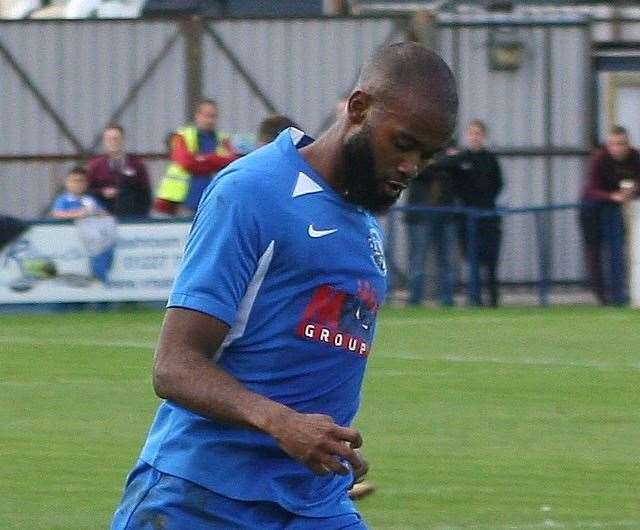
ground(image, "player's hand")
xmin=610 ymin=191 xmax=631 ymax=203
xmin=102 ymin=186 xmax=119 ymax=199
xmin=267 ymin=410 xmax=363 ymax=476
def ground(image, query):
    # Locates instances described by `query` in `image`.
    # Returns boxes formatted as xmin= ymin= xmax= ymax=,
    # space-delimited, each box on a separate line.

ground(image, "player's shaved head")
xmin=300 ymin=42 xmax=458 ymax=213
xmin=356 ymin=42 xmax=458 ymax=127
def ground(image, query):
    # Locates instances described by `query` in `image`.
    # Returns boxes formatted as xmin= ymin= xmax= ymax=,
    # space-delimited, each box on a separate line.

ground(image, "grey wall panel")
xmin=118 ymin=32 xmax=186 ymax=153
xmin=203 ymin=18 xmax=397 ymax=137
xmin=437 ymin=26 xmax=455 ymax=71
xmin=550 ymin=156 xmax=586 ymax=282
xmin=498 ymin=156 xmax=546 ymax=207
xmin=550 ymin=26 xmax=591 ymax=148
xmin=0 ymin=162 xmax=64 ymax=218
xmin=0 ymin=25 xmax=77 ymax=155
xmin=620 ymin=20 xmax=640 ymax=42
xmin=0 ymin=21 xmax=184 ymax=155
xmin=202 ymin=27 xmax=273 ymax=136
xmin=453 ymin=26 xmax=546 ymax=148
xmin=497 ymin=157 xmax=546 ymax=282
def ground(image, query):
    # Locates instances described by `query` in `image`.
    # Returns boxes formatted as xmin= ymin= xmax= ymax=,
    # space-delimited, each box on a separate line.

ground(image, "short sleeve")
xmin=51 ymin=195 xmax=69 ymax=212
xmin=167 ymin=172 xmax=267 ymax=327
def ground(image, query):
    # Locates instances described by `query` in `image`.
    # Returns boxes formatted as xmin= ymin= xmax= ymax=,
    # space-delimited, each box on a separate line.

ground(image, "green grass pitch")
xmin=1 ymin=306 xmax=639 ymax=529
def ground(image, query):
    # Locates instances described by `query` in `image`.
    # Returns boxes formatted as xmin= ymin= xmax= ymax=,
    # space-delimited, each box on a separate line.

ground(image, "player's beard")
xmin=341 ymin=125 xmax=399 ymax=214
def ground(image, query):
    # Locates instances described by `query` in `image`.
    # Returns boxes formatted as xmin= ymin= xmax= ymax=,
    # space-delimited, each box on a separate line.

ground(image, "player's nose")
xmin=397 ymin=155 xmax=419 ymax=179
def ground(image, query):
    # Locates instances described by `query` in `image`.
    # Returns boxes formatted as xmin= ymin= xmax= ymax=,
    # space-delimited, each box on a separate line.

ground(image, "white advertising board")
xmin=629 ymin=201 xmax=640 ymax=308
xmin=0 ymin=220 xmax=190 ymax=303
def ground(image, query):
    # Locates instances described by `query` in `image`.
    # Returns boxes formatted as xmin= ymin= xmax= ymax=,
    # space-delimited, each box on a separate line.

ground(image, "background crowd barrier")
xmin=383 ymin=202 xmax=620 ymax=307
xmin=1 ymin=203 xmax=631 ymax=308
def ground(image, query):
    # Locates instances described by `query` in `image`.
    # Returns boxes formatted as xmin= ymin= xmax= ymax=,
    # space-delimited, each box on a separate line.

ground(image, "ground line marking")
xmin=1 ymin=336 xmax=638 ymax=371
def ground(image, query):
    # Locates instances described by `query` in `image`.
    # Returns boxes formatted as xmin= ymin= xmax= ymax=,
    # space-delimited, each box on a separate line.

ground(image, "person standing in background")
xmin=152 ymin=99 xmax=238 ymax=217
xmin=446 ymin=120 xmax=503 ymax=307
xmin=405 ymin=155 xmax=458 ymax=307
xmin=86 ymin=124 xmax=152 ymax=218
xmin=256 ymin=115 xmax=300 ymax=147
xmin=580 ymin=125 xmax=640 ymax=305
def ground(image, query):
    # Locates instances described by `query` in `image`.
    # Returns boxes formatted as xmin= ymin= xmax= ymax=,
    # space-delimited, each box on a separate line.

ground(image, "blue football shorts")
xmin=111 ymin=460 xmax=368 ymax=530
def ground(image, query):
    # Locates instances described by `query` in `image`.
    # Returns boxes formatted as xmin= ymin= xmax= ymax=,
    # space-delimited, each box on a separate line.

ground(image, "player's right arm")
xmin=153 ymin=307 xmax=363 ymax=476
xmin=152 ymin=170 xmax=363 ymax=477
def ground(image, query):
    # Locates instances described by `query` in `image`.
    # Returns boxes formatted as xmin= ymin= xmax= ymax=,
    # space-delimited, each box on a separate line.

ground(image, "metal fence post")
xmin=466 ymin=211 xmax=481 ymax=305
xmin=535 ymin=210 xmax=550 ymax=306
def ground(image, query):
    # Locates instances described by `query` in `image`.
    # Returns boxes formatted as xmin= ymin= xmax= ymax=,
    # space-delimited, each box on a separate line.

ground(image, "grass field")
xmin=1 ymin=306 xmax=639 ymax=530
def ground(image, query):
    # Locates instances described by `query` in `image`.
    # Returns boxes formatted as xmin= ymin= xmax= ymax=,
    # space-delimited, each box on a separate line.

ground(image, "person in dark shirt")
xmin=256 ymin=115 xmax=300 ymax=147
xmin=0 ymin=215 xmax=28 ymax=252
xmin=86 ymin=124 xmax=152 ymax=218
xmin=445 ymin=120 xmax=503 ymax=306
xmin=580 ymin=125 xmax=640 ymax=305
xmin=405 ymin=154 xmax=458 ymax=306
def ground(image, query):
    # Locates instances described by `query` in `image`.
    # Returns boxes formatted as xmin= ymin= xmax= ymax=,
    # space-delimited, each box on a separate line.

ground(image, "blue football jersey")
xmin=51 ymin=193 xmax=102 ymax=213
xmin=140 ymin=128 xmax=388 ymax=517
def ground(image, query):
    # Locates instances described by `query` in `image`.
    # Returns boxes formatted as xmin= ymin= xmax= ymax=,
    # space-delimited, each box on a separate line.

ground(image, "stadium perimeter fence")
xmin=1 ymin=203 xmax=621 ymax=310
xmin=383 ymin=202 xmax=617 ymax=307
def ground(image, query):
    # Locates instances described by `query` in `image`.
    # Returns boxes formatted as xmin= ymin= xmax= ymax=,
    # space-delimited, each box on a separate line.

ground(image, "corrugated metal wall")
xmin=437 ymin=15 xmax=592 ymax=283
xmin=0 ymin=16 xmax=402 ymax=217
xmin=202 ymin=18 xmax=399 ymax=136
xmin=1 ymin=16 xmax=594 ymax=284
xmin=0 ymin=20 xmax=186 ymax=155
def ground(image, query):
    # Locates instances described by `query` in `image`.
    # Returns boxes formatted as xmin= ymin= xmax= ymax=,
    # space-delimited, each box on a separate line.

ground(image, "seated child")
xmin=50 ymin=166 xmax=115 ymax=284
xmin=50 ymin=166 xmax=105 ymax=219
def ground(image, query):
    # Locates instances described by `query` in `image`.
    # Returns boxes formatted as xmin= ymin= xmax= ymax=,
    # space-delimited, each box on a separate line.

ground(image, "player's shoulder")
xmin=211 ymin=142 xmax=297 ymax=201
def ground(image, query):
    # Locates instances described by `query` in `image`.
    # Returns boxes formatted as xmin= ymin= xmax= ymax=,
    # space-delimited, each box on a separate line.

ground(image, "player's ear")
xmin=346 ymin=91 xmax=370 ymax=125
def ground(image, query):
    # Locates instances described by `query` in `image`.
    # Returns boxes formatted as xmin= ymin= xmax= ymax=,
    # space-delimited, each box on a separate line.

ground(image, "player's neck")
xmin=299 ymin=124 xmax=346 ymax=194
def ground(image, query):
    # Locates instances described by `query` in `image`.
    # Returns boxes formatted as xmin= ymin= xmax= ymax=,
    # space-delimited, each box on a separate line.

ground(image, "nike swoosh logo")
xmin=308 ymin=225 xmax=338 ymax=238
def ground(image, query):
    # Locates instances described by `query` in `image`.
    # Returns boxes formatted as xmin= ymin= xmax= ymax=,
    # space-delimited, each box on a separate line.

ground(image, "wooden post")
xmin=181 ymin=16 xmax=204 ymax=121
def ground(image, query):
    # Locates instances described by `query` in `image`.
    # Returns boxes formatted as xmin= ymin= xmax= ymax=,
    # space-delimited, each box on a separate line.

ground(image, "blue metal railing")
xmin=385 ymin=202 xmax=591 ymax=307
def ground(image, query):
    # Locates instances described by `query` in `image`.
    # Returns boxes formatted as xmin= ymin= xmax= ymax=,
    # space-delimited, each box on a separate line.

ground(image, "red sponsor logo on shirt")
xmin=295 ymin=282 xmax=380 ymax=357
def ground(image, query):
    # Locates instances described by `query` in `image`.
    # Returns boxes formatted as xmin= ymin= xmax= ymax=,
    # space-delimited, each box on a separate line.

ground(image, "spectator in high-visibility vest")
xmin=153 ymin=99 xmax=238 ymax=217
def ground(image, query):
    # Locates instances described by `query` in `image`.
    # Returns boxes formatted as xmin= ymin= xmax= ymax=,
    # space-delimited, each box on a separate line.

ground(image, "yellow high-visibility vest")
xmin=155 ymin=126 xmax=233 ymax=203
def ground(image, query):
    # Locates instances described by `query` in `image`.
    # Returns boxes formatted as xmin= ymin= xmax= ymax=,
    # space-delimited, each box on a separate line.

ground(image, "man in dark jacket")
xmin=442 ymin=120 xmax=503 ymax=306
xmin=405 ymin=155 xmax=459 ymax=306
xmin=86 ymin=124 xmax=152 ymax=218
xmin=580 ymin=125 xmax=640 ymax=305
